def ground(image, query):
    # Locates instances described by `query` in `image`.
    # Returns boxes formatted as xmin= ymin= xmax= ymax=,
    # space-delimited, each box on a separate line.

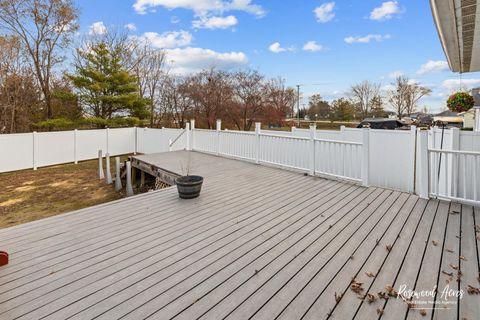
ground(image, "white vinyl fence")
xmin=0 ymin=127 xmax=185 ymax=173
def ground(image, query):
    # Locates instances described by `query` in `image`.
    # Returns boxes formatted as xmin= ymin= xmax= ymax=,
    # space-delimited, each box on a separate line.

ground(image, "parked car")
xmin=357 ymin=118 xmax=405 ymax=129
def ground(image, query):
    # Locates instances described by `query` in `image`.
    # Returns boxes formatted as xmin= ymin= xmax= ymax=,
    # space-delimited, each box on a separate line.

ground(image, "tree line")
xmin=305 ymin=78 xmax=431 ymax=122
xmin=0 ymin=0 xmax=432 ymax=133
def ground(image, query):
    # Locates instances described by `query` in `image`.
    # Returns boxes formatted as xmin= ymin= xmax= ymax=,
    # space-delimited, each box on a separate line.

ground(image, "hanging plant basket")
xmin=447 ymin=92 xmax=474 ymax=113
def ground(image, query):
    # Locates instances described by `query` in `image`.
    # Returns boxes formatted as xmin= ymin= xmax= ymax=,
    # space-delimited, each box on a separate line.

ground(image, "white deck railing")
xmin=191 ymin=122 xmax=367 ymax=184
xmin=428 ymin=149 xmax=480 ymax=205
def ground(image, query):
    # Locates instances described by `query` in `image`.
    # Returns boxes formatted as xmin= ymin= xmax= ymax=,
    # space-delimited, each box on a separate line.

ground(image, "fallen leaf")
xmin=335 ymin=292 xmax=343 ymax=303
xmin=467 ymin=285 xmax=480 ymax=294
xmin=366 ymin=271 xmax=376 ymax=278
xmin=449 ymin=263 xmax=459 ymax=270
xmin=386 ymin=245 xmax=392 ymax=252
xmin=432 ymin=240 xmax=439 ymax=246
xmin=366 ymin=293 xmax=377 ymax=304
xmin=419 ymin=309 xmax=427 ymax=316
xmin=376 ymin=308 xmax=384 ymax=315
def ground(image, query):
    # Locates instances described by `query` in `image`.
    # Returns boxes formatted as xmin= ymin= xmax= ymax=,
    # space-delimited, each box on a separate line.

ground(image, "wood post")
xmin=105 ymin=153 xmax=112 ymax=184
xmin=140 ymin=171 xmax=145 ymax=187
xmin=126 ymin=161 xmax=134 ymax=197
xmin=98 ymin=150 xmax=104 ymax=179
xmin=115 ymin=157 xmax=122 ymax=191
xmin=361 ymin=128 xmax=370 ymax=187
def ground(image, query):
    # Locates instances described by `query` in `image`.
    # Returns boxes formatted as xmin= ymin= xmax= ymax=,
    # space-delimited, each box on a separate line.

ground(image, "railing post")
xmin=474 ymin=107 xmax=480 ymax=132
xmin=105 ymin=153 xmax=112 ymax=184
xmin=185 ymin=122 xmax=191 ymax=151
xmin=216 ymin=119 xmax=222 ymax=156
xmin=340 ymin=125 xmax=346 ymax=141
xmin=126 ymin=161 xmax=134 ymax=197
xmin=361 ymin=128 xmax=370 ymax=187
xmin=416 ymin=129 xmax=429 ymax=199
xmin=450 ymin=127 xmax=460 ymax=197
xmin=190 ymin=119 xmax=195 ymax=151
xmin=309 ymin=123 xmax=316 ymax=176
xmin=115 ymin=156 xmax=122 ymax=191
xmin=255 ymin=122 xmax=261 ymax=164
xmin=98 ymin=149 xmax=104 ymax=179
xmin=74 ymin=129 xmax=78 ymax=164
xmin=409 ymin=125 xmax=417 ymax=193
xmin=32 ymin=131 xmax=37 ymax=170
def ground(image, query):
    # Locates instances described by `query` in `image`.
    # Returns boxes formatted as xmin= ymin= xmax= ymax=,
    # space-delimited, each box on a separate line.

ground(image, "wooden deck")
xmin=0 ymin=151 xmax=478 ymax=320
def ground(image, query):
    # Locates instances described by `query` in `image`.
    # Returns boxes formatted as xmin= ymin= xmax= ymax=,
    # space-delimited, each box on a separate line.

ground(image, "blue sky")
xmin=77 ymin=0 xmax=480 ymax=112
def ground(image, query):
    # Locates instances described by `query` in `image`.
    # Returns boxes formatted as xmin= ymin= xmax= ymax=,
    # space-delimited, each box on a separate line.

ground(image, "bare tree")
xmin=404 ymin=81 xmax=431 ymax=117
xmin=388 ymin=76 xmax=408 ymax=119
xmin=265 ymin=77 xmax=296 ymax=124
xmin=231 ymin=70 xmax=265 ymax=131
xmin=0 ymin=35 xmax=41 ymax=133
xmin=0 ymin=0 xmax=79 ymax=119
xmin=349 ymin=80 xmax=380 ymax=118
xmin=185 ymin=69 xmax=233 ymax=129
xmin=161 ymin=75 xmax=191 ymax=128
xmin=388 ymin=76 xmax=431 ymax=118
xmin=130 ymin=42 xmax=167 ymax=126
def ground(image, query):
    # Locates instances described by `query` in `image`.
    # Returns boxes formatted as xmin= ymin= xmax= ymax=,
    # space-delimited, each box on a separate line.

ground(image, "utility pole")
xmin=296 ymin=84 xmax=301 ymax=126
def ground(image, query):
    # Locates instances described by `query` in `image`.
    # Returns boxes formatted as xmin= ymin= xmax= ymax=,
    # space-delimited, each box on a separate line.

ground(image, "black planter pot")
xmin=175 ymin=175 xmax=204 ymax=199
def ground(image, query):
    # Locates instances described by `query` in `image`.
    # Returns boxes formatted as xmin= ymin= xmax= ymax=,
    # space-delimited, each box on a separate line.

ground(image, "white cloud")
xmin=89 ymin=21 xmax=107 ymax=35
xmin=165 ymin=47 xmax=248 ymax=74
xmin=344 ymin=34 xmax=391 ymax=44
xmin=417 ymin=60 xmax=450 ymax=75
xmin=442 ymin=79 xmax=480 ymax=92
xmin=140 ymin=30 xmax=193 ymax=48
xmin=192 ymin=15 xmax=238 ymax=29
xmin=171 ymin=16 xmax=180 ymax=24
xmin=302 ymin=41 xmax=324 ymax=52
xmin=125 ymin=23 xmax=137 ymax=31
xmin=314 ymin=2 xmax=335 ymax=23
xmin=268 ymin=42 xmax=295 ymax=53
xmin=370 ymin=1 xmax=402 ymax=21
xmin=133 ymin=0 xmax=265 ymax=17
xmin=388 ymin=70 xmax=403 ymax=79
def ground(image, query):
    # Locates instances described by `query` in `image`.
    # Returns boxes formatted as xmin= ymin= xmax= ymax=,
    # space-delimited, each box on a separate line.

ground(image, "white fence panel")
xmin=108 ymin=128 xmax=136 ymax=155
xmin=193 ymin=129 xmax=218 ymax=154
xmin=343 ymin=128 xmax=363 ymax=143
xmin=136 ymin=128 xmax=170 ymax=154
xmin=369 ymin=129 xmax=416 ymax=192
xmin=219 ymin=131 xmax=256 ymax=160
xmin=76 ymin=129 xmax=107 ymax=161
xmin=429 ymin=149 xmax=480 ymax=205
xmin=162 ymin=128 xmax=187 ymax=151
xmin=0 ymin=133 xmax=33 ymax=172
xmin=35 ymin=131 xmax=75 ymax=167
xmin=315 ymin=139 xmax=363 ymax=182
xmin=259 ymin=134 xmax=310 ymax=171
xmin=459 ymin=131 xmax=480 ymax=151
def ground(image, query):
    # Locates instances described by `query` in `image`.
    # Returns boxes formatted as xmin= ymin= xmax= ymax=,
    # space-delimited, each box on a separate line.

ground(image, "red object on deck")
xmin=0 ymin=251 xmax=8 ymax=266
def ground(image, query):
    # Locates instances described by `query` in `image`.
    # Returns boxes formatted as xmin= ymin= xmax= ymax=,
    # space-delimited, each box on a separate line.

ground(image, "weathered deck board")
xmin=0 ymin=150 xmax=478 ymax=320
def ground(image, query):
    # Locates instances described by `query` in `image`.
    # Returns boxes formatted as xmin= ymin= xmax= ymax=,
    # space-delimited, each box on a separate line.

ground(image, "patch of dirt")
xmin=0 ymin=157 xmax=132 ymax=229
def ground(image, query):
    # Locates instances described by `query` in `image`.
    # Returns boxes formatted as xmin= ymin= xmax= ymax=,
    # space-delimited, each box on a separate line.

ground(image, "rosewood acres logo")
xmin=396 ymin=284 xmax=464 ymax=309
